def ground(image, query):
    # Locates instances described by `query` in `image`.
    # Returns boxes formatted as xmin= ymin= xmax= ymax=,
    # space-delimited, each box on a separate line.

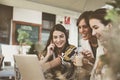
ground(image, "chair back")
xmin=0 ymin=55 xmax=4 ymax=70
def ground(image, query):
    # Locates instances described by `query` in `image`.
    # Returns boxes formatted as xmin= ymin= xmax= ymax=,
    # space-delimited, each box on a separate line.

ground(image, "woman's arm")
xmin=39 ymin=53 xmax=51 ymax=64
xmin=40 ymin=57 xmax=61 ymax=72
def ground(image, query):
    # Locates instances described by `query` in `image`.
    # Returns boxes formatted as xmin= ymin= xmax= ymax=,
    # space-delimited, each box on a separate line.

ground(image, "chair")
xmin=0 ymin=55 xmax=15 ymax=79
xmin=0 ymin=54 xmax=4 ymax=70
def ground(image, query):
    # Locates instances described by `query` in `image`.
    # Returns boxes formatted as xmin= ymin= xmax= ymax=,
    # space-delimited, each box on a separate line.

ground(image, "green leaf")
xmin=17 ymin=29 xmax=32 ymax=45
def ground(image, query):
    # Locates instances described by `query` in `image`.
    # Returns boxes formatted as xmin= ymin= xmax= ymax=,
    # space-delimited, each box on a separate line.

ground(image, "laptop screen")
xmin=14 ymin=54 xmax=45 ymax=80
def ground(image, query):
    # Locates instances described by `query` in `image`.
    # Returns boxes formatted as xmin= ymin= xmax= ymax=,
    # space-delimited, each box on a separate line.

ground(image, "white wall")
xmin=68 ymin=18 xmax=78 ymax=47
xmin=13 ymin=7 xmax=42 ymax=24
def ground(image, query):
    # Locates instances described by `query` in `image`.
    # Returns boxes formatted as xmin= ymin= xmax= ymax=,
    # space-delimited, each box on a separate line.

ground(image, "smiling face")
xmin=52 ymin=30 xmax=66 ymax=48
xmin=89 ymin=18 xmax=110 ymax=42
xmin=78 ymin=19 xmax=92 ymax=40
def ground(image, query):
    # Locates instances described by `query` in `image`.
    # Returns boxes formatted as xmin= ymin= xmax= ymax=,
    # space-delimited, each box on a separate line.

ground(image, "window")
xmin=12 ymin=21 xmax=41 ymax=45
xmin=0 ymin=4 xmax=13 ymax=44
xmin=41 ymin=12 xmax=56 ymax=45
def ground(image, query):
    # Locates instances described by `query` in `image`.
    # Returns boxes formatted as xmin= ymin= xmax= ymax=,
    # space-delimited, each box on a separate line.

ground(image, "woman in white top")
xmin=76 ymin=11 xmax=98 ymax=80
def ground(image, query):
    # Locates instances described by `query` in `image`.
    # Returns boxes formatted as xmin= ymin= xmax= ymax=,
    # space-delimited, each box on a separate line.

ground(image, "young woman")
xmin=76 ymin=11 xmax=98 ymax=80
xmin=89 ymin=8 xmax=113 ymax=80
xmin=40 ymin=24 xmax=77 ymax=80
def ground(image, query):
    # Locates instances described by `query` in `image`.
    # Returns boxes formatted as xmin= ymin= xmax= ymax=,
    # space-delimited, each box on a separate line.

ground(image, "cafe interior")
xmin=0 ymin=0 xmax=115 ymax=80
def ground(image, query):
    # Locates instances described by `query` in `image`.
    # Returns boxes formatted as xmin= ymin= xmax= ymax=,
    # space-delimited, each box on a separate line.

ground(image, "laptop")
xmin=14 ymin=54 xmax=45 ymax=80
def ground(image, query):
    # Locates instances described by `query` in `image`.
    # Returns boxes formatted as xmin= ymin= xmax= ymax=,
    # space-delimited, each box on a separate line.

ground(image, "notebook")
xmin=14 ymin=54 xmax=45 ymax=80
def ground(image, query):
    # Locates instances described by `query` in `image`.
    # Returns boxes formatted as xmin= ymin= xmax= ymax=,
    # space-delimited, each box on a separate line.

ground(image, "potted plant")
xmin=17 ymin=29 xmax=32 ymax=54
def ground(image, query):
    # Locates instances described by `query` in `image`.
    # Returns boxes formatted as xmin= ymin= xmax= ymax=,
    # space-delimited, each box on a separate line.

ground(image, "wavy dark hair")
xmin=77 ymin=11 xmax=93 ymax=30
xmin=43 ymin=24 xmax=69 ymax=57
xmin=89 ymin=8 xmax=111 ymax=26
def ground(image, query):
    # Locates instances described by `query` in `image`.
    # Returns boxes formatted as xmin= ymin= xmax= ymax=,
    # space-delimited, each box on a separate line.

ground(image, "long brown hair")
xmin=43 ymin=24 xmax=69 ymax=56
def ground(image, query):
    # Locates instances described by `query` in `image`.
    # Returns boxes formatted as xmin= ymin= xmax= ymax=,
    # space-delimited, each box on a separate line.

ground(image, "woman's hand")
xmin=46 ymin=43 xmax=55 ymax=57
xmin=82 ymin=50 xmax=95 ymax=64
xmin=82 ymin=50 xmax=93 ymax=59
xmin=40 ymin=43 xmax=55 ymax=63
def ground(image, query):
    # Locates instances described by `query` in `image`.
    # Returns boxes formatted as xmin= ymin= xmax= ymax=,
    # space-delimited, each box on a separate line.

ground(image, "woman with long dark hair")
xmin=40 ymin=24 xmax=77 ymax=80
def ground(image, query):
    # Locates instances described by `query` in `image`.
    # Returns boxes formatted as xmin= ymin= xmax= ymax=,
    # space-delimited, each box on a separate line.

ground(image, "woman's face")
xmin=52 ymin=30 xmax=66 ymax=48
xmin=78 ymin=19 xmax=92 ymax=40
xmin=89 ymin=19 xmax=109 ymax=42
